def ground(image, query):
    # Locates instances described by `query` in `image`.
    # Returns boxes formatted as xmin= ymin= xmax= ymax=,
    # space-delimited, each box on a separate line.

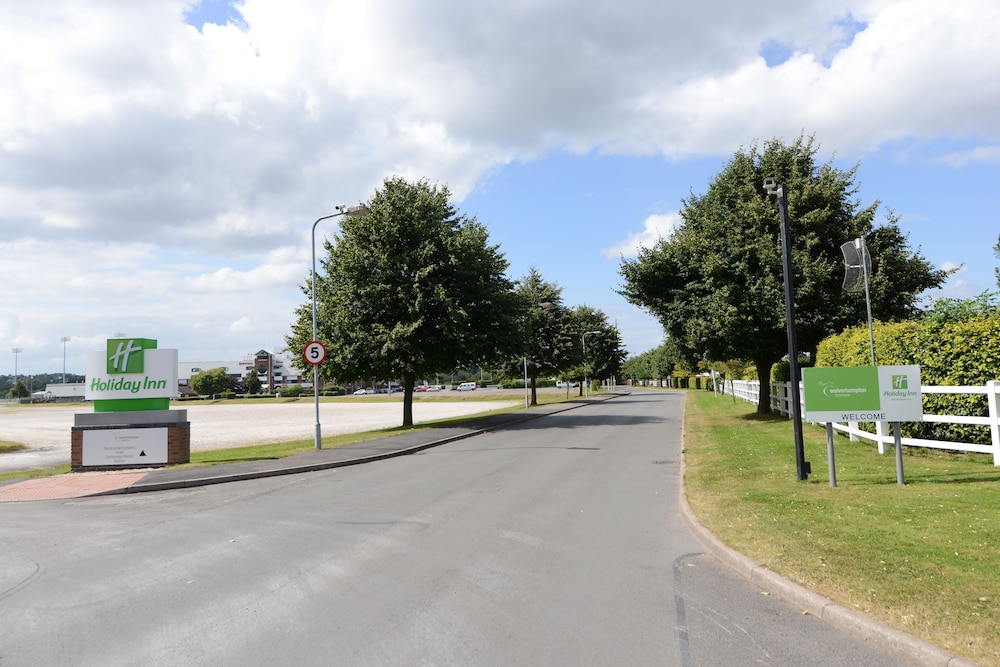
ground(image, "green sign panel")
xmin=106 ymin=338 xmax=156 ymax=374
xmin=803 ymin=365 xmax=922 ymax=423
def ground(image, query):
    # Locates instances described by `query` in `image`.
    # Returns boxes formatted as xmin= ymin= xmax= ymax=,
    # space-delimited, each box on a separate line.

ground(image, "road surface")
xmin=0 ymin=391 xmax=913 ymax=665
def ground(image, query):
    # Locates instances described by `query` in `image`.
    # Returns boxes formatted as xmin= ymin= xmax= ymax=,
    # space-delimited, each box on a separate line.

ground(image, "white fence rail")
xmin=718 ymin=379 xmax=1000 ymax=466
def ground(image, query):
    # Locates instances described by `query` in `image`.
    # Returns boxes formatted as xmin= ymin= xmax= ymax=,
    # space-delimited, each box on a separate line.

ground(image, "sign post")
xmin=803 ymin=365 xmax=922 ymax=486
xmin=304 ymin=341 xmax=327 ymax=450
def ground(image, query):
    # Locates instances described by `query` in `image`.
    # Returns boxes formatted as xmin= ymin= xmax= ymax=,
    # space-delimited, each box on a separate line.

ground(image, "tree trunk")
xmin=754 ymin=358 xmax=773 ymax=415
xmin=530 ymin=374 xmax=538 ymax=406
xmin=402 ymin=370 xmax=416 ymax=426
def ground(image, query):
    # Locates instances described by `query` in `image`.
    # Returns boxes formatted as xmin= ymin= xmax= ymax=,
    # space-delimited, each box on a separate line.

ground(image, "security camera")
xmin=763 ymin=178 xmax=778 ymax=194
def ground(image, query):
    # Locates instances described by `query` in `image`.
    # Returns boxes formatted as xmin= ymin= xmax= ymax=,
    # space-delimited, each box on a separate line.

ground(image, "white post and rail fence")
xmin=716 ymin=378 xmax=1000 ymax=466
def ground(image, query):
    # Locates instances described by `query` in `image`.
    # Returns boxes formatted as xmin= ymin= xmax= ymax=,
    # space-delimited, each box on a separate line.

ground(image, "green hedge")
xmin=815 ymin=315 xmax=1000 ymax=445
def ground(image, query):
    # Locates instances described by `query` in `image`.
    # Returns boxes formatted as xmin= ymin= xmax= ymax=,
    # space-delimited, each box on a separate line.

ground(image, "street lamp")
xmin=311 ymin=204 xmax=369 ymax=450
xmin=61 ymin=337 xmax=70 ymax=383
xmin=582 ymin=330 xmax=600 ymax=398
xmin=763 ymin=178 xmax=809 ymax=481
xmin=11 ymin=348 xmax=22 ymax=400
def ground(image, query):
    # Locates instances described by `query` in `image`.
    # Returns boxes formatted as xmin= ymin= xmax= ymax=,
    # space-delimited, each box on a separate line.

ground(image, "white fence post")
xmin=988 ymin=380 xmax=1000 ymax=466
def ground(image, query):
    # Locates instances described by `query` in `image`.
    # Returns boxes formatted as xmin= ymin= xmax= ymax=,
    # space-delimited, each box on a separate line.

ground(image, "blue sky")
xmin=1 ymin=0 xmax=998 ymax=375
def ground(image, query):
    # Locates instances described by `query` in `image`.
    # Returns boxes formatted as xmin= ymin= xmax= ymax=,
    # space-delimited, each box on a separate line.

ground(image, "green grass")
xmin=683 ymin=390 xmax=1000 ymax=666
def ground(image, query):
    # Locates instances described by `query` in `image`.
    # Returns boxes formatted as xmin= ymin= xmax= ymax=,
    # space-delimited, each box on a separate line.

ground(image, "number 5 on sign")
xmin=303 ymin=341 xmax=327 ymax=365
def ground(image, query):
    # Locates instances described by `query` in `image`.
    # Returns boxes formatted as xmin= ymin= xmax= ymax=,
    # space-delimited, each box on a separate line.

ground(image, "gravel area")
xmin=0 ymin=398 xmax=518 ymax=472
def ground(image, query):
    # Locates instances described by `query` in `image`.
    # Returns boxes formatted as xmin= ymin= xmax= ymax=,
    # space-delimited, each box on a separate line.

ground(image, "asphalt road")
xmin=0 ymin=391 xmax=915 ymax=666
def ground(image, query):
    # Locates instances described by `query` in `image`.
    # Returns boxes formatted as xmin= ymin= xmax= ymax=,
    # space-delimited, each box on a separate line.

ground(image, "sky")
xmin=2 ymin=0 xmax=998 ymax=376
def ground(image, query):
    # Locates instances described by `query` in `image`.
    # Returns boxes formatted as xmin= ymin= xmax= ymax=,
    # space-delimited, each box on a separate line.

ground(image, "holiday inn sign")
xmin=85 ymin=338 xmax=178 ymax=412
xmin=802 ymin=365 xmax=923 ymax=423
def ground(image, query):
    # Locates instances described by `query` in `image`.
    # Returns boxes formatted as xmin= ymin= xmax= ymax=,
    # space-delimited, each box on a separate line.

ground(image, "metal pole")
xmin=310 ymin=205 xmax=368 ymax=449
xmin=893 ymin=421 xmax=905 ymax=485
xmin=61 ymin=337 xmax=70 ymax=383
xmin=12 ymin=348 xmax=22 ymax=399
xmin=776 ymin=185 xmax=808 ymax=481
xmin=523 ymin=357 xmax=529 ymax=409
xmin=826 ymin=422 xmax=837 ymax=488
xmin=312 ymin=211 xmax=344 ymax=450
xmin=860 ymin=237 xmax=876 ymax=366
xmin=582 ymin=331 xmax=600 ymax=398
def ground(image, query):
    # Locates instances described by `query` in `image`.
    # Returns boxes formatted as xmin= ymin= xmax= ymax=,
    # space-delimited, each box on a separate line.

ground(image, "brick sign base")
xmin=71 ymin=410 xmax=190 ymax=471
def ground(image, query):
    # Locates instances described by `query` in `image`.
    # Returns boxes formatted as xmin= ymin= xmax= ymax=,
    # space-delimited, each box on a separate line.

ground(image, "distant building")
xmin=179 ymin=350 xmax=304 ymax=392
xmin=44 ymin=382 xmax=87 ymax=402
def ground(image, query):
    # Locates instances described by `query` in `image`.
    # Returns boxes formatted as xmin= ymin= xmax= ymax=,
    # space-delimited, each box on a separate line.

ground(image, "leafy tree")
xmin=189 ymin=368 xmax=230 ymax=397
xmin=569 ymin=305 xmax=627 ymax=394
xmin=245 ymin=369 xmax=261 ymax=395
xmin=500 ymin=268 xmax=577 ymax=405
xmin=7 ymin=379 xmax=28 ymax=399
xmin=922 ymin=291 xmax=999 ymax=325
xmin=995 ymin=233 xmax=1000 ymax=289
xmin=286 ymin=176 xmax=520 ymax=426
xmin=620 ymin=135 xmax=949 ymax=414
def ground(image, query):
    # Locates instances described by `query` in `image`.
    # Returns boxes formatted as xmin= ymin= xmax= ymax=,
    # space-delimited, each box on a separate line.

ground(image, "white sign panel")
xmin=82 ymin=428 xmax=169 ymax=466
xmin=85 ymin=348 xmax=179 ymax=400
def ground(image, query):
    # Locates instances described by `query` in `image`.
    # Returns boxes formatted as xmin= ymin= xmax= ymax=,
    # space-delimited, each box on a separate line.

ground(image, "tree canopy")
xmin=508 ymin=267 xmax=577 ymax=405
xmin=189 ymin=368 xmax=230 ymax=397
xmin=286 ymin=176 xmax=520 ymax=426
xmin=620 ymin=135 xmax=948 ymax=413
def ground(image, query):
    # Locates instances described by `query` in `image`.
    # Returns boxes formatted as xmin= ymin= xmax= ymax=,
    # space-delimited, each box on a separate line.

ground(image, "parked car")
xmin=414 ymin=386 xmax=428 ymax=392
xmin=456 ymin=381 xmax=477 ymax=391
xmin=352 ymin=388 xmax=369 ymax=395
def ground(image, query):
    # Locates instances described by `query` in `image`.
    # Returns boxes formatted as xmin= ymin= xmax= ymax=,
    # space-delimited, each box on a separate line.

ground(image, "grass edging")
xmin=682 ymin=390 xmax=998 ymax=667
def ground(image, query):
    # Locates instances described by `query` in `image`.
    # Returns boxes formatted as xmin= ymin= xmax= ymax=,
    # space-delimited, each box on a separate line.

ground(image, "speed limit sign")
xmin=303 ymin=341 xmax=327 ymax=365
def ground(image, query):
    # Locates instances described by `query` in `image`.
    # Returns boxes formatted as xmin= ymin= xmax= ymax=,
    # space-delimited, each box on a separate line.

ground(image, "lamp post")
xmin=11 ymin=348 xmax=22 ymax=400
xmin=311 ymin=204 xmax=369 ymax=450
xmin=523 ymin=357 xmax=529 ymax=409
xmin=582 ymin=330 xmax=600 ymax=398
xmin=61 ymin=337 xmax=70 ymax=383
xmin=763 ymin=178 xmax=809 ymax=481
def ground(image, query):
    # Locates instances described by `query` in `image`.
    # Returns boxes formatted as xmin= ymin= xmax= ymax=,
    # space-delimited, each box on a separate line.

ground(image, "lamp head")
xmin=763 ymin=177 xmax=779 ymax=195
xmin=337 ymin=204 xmax=370 ymax=217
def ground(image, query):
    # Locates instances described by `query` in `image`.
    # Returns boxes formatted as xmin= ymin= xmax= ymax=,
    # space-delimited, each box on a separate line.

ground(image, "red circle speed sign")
xmin=303 ymin=341 xmax=327 ymax=365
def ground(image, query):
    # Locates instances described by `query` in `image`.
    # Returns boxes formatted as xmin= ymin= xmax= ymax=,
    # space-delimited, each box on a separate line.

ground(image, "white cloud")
xmin=603 ymin=213 xmax=683 ymax=259
xmin=2 ymin=0 xmax=999 ymax=371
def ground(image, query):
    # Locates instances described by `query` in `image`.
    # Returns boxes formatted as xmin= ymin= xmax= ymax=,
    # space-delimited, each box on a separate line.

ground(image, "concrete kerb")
xmin=677 ymin=457 xmax=982 ymax=667
xmin=92 ymin=394 xmax=624 ymax=496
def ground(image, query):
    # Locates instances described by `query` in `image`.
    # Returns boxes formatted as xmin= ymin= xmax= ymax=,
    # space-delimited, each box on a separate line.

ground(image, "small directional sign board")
xmin=303 ymin=341 xmax=327 ymax=365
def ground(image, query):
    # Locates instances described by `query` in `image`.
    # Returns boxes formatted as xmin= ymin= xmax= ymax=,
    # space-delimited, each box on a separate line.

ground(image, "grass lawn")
xmin=683 ymin=389 xmax=1000 ymax=666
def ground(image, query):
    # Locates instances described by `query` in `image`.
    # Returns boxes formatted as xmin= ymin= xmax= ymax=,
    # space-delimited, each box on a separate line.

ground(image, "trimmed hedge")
xmin=815 ymin=314 xmax=1000 ymax=445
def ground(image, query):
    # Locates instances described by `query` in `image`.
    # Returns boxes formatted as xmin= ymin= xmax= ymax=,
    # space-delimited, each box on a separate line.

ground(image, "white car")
xmin=352 ymin=388 xmax=369 ymax=395
xmin=456 ymin=382 xmax=477 ymax=391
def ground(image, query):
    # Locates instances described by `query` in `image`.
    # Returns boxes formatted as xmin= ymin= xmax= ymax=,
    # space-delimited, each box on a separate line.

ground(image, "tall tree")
xmin=287 ymin=176 xmax=520 ymax=426
xmin=994 ymin=233 xmax=1000 ymax=289
xmin=507 ymin=268 xmax=576 ymax=405
xmin=569 ymin=305 xmax=627 ymax=394
xmin=620 ymin=135 xmax=948 ymax=414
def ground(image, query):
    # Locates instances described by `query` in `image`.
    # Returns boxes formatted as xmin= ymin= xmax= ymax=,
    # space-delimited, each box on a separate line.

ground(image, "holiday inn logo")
xmin=106 ymin=338 xmax=154 ymax=374
xmin=892 ymin=374 xmax=908 ymax=390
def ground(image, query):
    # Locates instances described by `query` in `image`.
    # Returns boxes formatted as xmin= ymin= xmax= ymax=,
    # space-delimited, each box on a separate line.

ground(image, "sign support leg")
xmin=825 ymin=422 xmax=837 ymax=488
xmin=893 ymin=421 xmax=905 ymax=485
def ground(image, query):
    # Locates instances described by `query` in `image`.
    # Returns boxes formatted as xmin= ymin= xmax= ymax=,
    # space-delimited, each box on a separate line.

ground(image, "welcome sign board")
xmin=85 ymin=338 xmax=178 ymax=412
xmin=803 ymin=365 xmax=923 ymax=423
